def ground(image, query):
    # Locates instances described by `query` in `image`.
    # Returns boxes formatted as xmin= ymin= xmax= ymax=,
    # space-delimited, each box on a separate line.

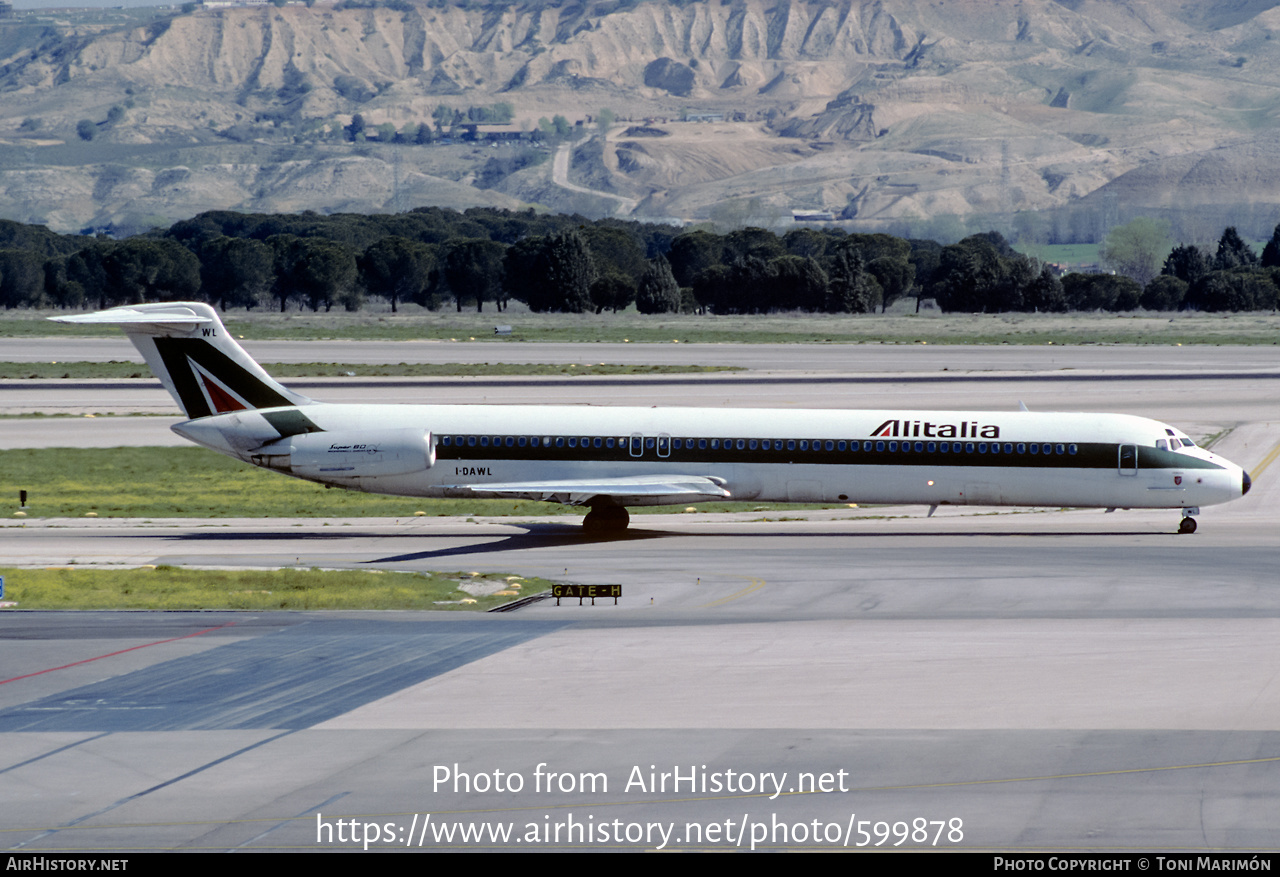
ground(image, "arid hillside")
xmin=2 ymin=0 xmax=1280 ymax=236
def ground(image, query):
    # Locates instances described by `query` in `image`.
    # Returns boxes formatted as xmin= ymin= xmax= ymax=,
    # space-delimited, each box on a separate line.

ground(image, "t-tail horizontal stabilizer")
xmin=51 ymin=303 xmax=312 ymax=420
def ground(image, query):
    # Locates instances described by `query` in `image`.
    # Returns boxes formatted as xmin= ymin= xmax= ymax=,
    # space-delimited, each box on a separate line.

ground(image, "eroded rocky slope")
xmin=1 ymin=0 xmax=1279 ymax=235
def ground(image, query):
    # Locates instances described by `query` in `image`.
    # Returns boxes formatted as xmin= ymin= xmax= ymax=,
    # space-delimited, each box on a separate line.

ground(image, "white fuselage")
xmin=173 ymin=402 xmax=1248 ymax=512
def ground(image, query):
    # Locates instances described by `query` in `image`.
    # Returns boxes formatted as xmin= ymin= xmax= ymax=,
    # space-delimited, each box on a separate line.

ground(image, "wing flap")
xmin=441 ymin=474 xmax=731 ymax=506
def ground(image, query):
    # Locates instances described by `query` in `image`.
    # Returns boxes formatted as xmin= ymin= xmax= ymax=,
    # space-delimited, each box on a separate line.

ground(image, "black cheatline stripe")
xmin=435 ymin=440 xmax=1224 ymax=472
xmin=155 ymin=337 xmax=294 ymax=416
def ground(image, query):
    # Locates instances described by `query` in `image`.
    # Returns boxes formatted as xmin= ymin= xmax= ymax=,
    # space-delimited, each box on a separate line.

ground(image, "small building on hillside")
xmin=791 ymin=209 xmax=836 ymax=223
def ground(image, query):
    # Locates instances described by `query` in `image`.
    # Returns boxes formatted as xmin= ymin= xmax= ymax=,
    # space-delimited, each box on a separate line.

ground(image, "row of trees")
xmin=343 ymin=103 xmax=518 ymax=144
xmin=4 ymin=210 xmax=1280 ymax=315
xmin=1148 ymin=226 xmax=1280 ymax=312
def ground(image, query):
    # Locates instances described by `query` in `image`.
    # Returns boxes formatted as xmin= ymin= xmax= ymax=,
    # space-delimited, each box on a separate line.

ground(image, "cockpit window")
xmin=1156 ymin=439 xmax=1168 ymax=451
xmin=1181 ymin=438 xmax=1196 ymax=448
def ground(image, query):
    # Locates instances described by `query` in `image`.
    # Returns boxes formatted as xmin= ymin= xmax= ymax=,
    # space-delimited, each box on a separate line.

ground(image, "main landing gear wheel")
xmin=1178 ymin=517 xmax=1197 ymax=535
xmin=582 ymin=506 xmax=630 ymax=535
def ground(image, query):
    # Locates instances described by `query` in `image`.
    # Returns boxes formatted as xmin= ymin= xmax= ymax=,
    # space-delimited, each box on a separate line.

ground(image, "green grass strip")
xmin=0 ymin=565 xmax=549 ymax=611
xmin=4 ymin=446 xmax=579 ymax=518
xmin=4 ymin=446 xmax=846 ymax=518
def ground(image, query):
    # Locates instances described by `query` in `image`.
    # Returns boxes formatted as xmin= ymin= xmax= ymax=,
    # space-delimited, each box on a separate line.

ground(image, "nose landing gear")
xmin=1178 ymin=507 xmax=1200 ymax=535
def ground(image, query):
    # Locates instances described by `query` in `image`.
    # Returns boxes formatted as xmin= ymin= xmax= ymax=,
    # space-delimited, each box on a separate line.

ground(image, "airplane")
xmin=54 ymin=301 xmax=1251 ymax=535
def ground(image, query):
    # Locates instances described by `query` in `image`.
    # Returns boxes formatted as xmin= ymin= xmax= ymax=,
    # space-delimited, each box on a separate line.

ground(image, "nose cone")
xmin=1243 ymin=470 xmax=1252 ymax=496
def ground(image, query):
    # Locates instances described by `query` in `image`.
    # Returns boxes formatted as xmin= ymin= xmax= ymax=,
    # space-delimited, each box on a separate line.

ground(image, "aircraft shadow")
xmin=160 ymin=523 xmax=1182 ymax=566
xmin=367 ymin=523 xmax=670 ymax=564
xmin=364 ymin=524 xmax=1182 ymax=564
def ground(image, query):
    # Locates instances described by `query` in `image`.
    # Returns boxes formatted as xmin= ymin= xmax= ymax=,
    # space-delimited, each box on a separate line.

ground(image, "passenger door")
xmin=1118 ymin=444 xmax=1138 ymax=476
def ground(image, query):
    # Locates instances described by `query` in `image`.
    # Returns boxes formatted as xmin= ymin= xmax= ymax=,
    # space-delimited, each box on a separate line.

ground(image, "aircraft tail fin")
xmin=51 ymin=302 xmax=312 ymax=419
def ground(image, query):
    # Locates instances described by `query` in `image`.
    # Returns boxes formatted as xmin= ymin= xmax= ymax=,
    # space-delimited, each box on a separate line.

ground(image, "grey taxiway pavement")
xmin=2 ymin=347 xmax=1279 ymax=851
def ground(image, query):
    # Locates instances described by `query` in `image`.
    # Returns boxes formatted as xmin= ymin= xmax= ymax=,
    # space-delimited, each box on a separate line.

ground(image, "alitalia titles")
xmin=871 ymin=419 xmax=1001 ymax=439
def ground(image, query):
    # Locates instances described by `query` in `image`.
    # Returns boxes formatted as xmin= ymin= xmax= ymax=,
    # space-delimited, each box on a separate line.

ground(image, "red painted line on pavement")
xmin=0 ymin=621 xmax=238 ymax=685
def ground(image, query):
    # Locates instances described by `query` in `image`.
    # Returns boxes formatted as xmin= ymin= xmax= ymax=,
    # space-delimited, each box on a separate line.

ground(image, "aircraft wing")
xmin=441 ymin=474 xmax=731 ymax=506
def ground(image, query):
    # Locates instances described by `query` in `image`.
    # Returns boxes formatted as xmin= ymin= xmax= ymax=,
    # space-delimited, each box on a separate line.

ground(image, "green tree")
xmin=831 ymin=234 xmax=912 ymax=312
xmin=929 ymin=235 xmax=1004 ymax=312
xmin=581 ymin=225 xmax=645 ymax=281
xmin=1100 ymin=217 xmax=1170 ymax=287
xmin=443 ymin=238 xmax=506 ymax=312
xmin=928 ymin=232 xmax=1042 ymax=313
xmin=590 ymin=272 xmax=635 ymax=314
xmin=268 ymin=234 xmax=303 ymax=311
xmin=1141 ymin=275 xmax=1187 ymax=311
xmin=1023 ymin=264 xmax=1066 ymax=313
xmin=0 ymin=249 xmax=46 ymax=308
xmin=1162 ymin=244 xmax=1209 ymax=285
xmin=64 ymin=239 xmax=201 ymax=309
xmin=300 ymin=239 xmax=360 ymax=312
xmin=530 ymin=231 xmax=595 ymax=312
xmin=1186 ymin=269 xmax=1276 ymax=312
xmin=269 ymin=236 xmax=359 ymax=312
xmin=769 ymin=254 xmax=828 ymax=312
xmin=1213 ymin=227 xmax=1258 ymax=271
xmin=824 ymin=247 xmax=878 ymax=313
xmin=1061 ymin=273 xmax=1142 ymax=311
xmin=596 ymin=108 xmax=616 ymax=136
xmin=433 ymin=104 xmax=455 ymax=134
xmin=691 ymin=264 xmax=733 ymax=314
xmin=723 ymin=227 xmax=784 ymax=264
xmin=76 ymin=120 xmax=96 ymax=141
xmin=907 ymin=239 xmax=942 ymax=311
xmin=0 ymin=219 xmax=80 ymax=259
xmin=720 ymin=256 xmax=774 ymax=314
xmin=782 ymin=227 xmax=831 ymax=261
xmin=668 ymin=230 xmax=724 ymax=287
xmin=1260 ymin=223 xmax=1280 ymax=268
xmin=501 ymin=236 xmax=544 ymax=309
xmin=359 ymin=236 xmax=436 ymax=312
xmin=198 ymin=236 xmax=273 ymax=310
xmin=346 ymin=114 xmax=366 ymax=142
xmin=635 ymin=254 xmax=680 ymax=314
xmin=538 ymin=115 xmax=573 ymax=141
